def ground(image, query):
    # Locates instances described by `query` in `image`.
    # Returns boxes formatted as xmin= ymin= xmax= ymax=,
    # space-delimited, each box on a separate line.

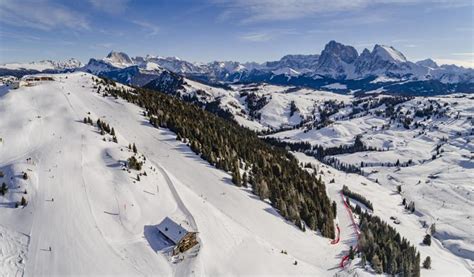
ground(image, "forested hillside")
xmin=101 ymin=80 xmax=336 ymax=238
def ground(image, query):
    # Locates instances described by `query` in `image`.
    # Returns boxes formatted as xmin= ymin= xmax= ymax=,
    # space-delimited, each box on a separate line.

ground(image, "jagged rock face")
xmin=316 ymin=40 xmax=358 ymax=77
xmin=83 ymin=58 xmax=119 ymax=74
xmin=354 ymin=45 xmax=417 ymax=77
xmin=104 ymin=51 xmax=134 ymax=67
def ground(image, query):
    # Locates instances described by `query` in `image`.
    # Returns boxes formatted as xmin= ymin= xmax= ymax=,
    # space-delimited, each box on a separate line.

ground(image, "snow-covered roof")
xmin=156 ymin=217 xmax=191 ymax=244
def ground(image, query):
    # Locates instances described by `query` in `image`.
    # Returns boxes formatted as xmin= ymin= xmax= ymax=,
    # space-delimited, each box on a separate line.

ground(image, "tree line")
xmin=102 ymin=84 xmax=336 ymax=238
xmin=342 ymin=185 xmax=373 ymax=210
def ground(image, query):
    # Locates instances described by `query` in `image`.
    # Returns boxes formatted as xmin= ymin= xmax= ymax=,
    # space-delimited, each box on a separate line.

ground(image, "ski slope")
xmin=269 ymin=94 xmax=474 ymax=266
xmin=0 ymin=72 xmax=366 ymax=276
xmin=293 ymin=152 xmax=472 ymax=276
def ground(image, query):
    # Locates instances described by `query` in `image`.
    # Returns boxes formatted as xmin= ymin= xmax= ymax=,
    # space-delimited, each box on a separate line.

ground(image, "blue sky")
xmin=0 ymin=0 xmax=473 ymax=67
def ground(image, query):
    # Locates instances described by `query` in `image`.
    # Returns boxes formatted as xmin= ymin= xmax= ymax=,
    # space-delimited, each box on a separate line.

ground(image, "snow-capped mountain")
xmin=2 ymin=40 xmax=473 ymax=94
xmin=0 ymin=58 xmax=83 ymax=71
xmin=265 ymin=54 xmax=320 ymax=73
xmin=315 ymin=40 xmax=358 ymax=78
xmin=136 ymin=55 xmax=202 ymax=74
xmin=78 ymin=41 xmax=473 ymax=95
xmin=416 ymin=58 xmax=439 ymax=69
xmin=103 ymin=51 xmax=134 ymax=68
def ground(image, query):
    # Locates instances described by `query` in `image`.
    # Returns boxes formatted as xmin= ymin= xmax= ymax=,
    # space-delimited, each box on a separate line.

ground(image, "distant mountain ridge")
xmin=1 ymin=40 xmax=473 ymax=94
xmin=0 ymin=58 xmax=82 ymax=71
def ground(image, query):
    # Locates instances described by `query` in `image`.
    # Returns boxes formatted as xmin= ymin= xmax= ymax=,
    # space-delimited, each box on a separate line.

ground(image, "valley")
xmin=0 ymin=72 xmax=471 ymax=276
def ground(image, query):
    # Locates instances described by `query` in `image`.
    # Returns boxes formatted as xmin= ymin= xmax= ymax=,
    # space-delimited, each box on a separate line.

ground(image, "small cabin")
xmin=156 ymin=217 xmax=198 ymax=255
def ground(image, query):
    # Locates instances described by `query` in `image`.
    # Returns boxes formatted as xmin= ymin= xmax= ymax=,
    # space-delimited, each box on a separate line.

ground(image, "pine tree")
xmin=132 ymin=143 xmax=137 ymax=154
xmin=22 ymin=172 xmax=28 ymax=180
xmin=361 ymin=254 xmax=367 ymax=267
xmin=20 ymin=196 xmax=27 ymax=206
xmin=111 ymin=128 xmax=116 ymax=136
xmin=349 ymin=246 xmax=355 ymax=260
xmin=430 ymin=223 xmax=436 ymax=235
xmin=413 ymin=252 xmax=421 ymax=277
xmin=0 ymin=182 xmax=7 ymax=195
xmin=423 ymin=234 xmax=431 ymax=246
xmin=242 ymin=172 xmax=247 ymax=186
xmin=232 ymin=170 xmax=241 ymax=186
xmin=422 ymin=256 xmax=431 ymax=269
xmin=372 ymin=253 xmax=383 ymax=274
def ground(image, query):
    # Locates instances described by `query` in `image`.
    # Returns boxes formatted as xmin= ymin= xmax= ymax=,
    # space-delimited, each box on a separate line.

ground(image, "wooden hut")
xmin=156 ymin=217 xmax=198 ymax=255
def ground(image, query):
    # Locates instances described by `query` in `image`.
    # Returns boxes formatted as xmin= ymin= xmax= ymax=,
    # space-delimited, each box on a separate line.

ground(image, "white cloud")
xmin=451 ymin=52 xmax=474 ymax=56
xmin=240 ymin=32 xmax=273 ymax=42
xmin=239 ymin=29 xmax=299 ymax=42
xmin=88 ymin=0 xmax=131 ymax=15
xmin=214 ymin=0 xmax=472 ymax=23
xmin=0 ymin=0 xmax=89 ymax=31
xmin=131 ymin=20 xmax=160 ymax=36
xmin=434 ymin=58 xmax=474 ymax=68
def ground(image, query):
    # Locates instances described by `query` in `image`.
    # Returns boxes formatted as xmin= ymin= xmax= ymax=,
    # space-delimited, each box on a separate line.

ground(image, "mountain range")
xmin=2 ymin=40 xmax=473 ymax=95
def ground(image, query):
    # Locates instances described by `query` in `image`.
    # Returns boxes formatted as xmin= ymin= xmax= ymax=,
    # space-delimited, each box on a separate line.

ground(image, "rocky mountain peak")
xmin=104 ymin=51 xmax=133 ymax=67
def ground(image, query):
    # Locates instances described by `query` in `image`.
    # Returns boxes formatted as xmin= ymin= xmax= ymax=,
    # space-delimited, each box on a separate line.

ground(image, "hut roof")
xmin=156 ymin=217 xmax=191 ymax=244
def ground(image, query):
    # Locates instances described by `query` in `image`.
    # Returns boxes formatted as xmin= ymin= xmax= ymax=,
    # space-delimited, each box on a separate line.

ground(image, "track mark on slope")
xmin=155 ymin=166 xmax=197 ymax=231
xmin=339 ymin=191 xmax=360 ymax=269
xmin=79 ymin=135 xmax=145 ymax=275
xmin=0 ymin=224 xmax=29 ymax=277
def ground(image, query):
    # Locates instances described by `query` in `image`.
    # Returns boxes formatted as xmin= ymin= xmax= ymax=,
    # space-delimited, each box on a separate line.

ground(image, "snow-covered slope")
xmin=293 ymin=152 xmax=472 ymax=276
xmin=0 ymin=72 xmax=371 ymax=276
xmin=267 ymin=93 xmax=474 ymax=270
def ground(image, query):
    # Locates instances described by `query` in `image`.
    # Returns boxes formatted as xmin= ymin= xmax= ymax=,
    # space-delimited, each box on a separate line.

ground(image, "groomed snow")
xmin=0 ymin=72 xmax=365 ymax=276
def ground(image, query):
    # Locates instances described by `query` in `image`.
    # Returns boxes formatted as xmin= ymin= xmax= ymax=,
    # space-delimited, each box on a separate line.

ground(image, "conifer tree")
xmin=430 ymin=223 xmax=436 ymax=235
xmin=422 ymin=256 xmax=431 ymax=269
xmin=423 ymin=234 xmax=431 ymax=246
xmin=0 ymin=182 xmax=7 ymax=195
xmin=232 ymin=170 xmax=241 ymax=187
xmin=413 ymin=252 xmax=421 ymax=277
xmin=20 ymin=196 xmax=27 ymax=206
xmin=132 ymin=143 xmax=137 ymax=154
xmin=372 ymin=254 xmax=383 ymax=274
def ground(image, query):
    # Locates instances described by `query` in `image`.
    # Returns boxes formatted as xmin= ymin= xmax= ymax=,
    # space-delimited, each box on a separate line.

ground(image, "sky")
xmin=0 ymin=0 xmax=473 ymax=67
